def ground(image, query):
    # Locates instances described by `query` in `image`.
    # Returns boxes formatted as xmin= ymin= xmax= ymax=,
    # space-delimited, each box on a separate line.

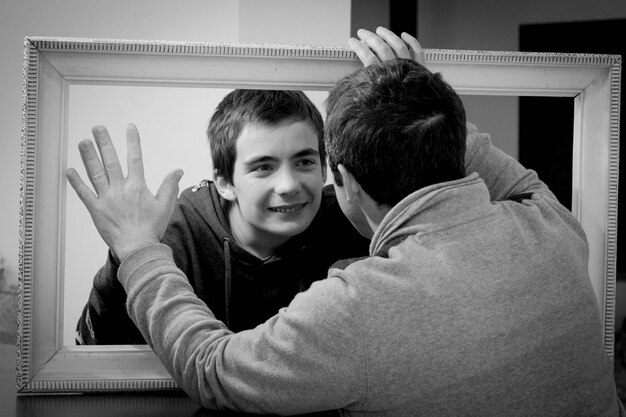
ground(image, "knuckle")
xmin=370 ymin=36 xmax=386 ymax=48
xmin=126 ymin=180 xmax=145 ymax=194
xmin=91 ymin=169 xmax=107 ymax=181
xmin=104 ymin=160 xmax=119 ymax=171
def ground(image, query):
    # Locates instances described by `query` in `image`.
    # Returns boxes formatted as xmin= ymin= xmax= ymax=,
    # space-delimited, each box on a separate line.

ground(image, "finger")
xmin=348 ymin=38 xmax=380 ymax=66
xmin=126 ymin=123 xmax=145 ymax=182
xmin=66 ymin=167 xmax=98 ymax=207
xmin=376 ymin=27 xmax=411 ymax=59
xmin=401 ymin=32 xmax=426 ymax=66
xmin=357 ymin=28 xmax=396 ymax=62
xmin=156 ymin=169 xmax=184 ymax=207
xmin=92 ymin=125 xmax=124 ymax=185
xmin=78 ymin=139 xmax=109 ymax=195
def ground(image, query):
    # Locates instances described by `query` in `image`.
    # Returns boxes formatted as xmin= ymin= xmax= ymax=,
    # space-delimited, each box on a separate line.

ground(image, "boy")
xmin=76 ymin=89 xmax=369 ymax=344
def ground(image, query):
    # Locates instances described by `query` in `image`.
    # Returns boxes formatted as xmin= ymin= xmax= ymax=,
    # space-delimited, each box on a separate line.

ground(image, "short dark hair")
xmin=324 ymin=59 xmax=467 ymax=207
xmin=207 ymin=89 xmax=325 ymax=184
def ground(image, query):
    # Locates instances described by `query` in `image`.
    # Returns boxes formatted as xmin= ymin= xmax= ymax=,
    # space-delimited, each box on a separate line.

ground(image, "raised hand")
xmin=66 ymin=124 xmax=183 ymax=261
xmin=349 ymin=26 xmax=425 ymax=67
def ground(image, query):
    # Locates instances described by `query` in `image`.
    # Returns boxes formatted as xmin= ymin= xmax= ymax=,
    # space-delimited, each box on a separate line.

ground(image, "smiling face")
xmin=215 ymin=119 xmax=326 ymax=258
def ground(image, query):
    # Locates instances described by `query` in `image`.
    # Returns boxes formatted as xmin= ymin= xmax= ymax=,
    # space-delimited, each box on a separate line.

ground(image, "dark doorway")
xmin=519 ymin=19 xmax=625 ymax=274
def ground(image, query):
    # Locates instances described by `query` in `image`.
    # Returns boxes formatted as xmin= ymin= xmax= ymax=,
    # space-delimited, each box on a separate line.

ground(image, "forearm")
xmin=120 ymin=244 xmax=231 ymax=408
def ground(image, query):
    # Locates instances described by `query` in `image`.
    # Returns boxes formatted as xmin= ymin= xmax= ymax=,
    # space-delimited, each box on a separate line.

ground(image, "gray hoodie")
xmin=118 ymin=125 xmax=621 ymax=416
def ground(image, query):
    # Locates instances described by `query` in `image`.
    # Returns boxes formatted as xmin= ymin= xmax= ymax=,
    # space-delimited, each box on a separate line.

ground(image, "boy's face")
xmin=217 ymin=120 xmax=326 ymax=253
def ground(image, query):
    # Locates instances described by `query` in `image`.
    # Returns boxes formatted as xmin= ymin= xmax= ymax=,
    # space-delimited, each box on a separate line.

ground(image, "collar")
xmin=370 ymin=173 xmax=494 ymax=256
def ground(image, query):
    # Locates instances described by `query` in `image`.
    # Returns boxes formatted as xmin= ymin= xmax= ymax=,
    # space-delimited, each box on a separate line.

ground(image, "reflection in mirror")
xmin=63 ymin=86 xmax=329 ymax=346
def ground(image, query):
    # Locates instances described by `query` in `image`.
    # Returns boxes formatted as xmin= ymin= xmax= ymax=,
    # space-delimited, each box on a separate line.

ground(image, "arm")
xmin=464 ymin=123 xmax=557 ymax=202
xmin=120 ymin=243 xmax=363 ymax=413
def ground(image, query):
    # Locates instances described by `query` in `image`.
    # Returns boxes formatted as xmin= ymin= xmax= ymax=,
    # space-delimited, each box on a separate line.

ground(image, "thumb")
xmin=156 ymin=169 xmax=184 ymax=206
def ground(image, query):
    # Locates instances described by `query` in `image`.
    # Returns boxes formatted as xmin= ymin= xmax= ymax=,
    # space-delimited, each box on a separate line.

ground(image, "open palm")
xmin=66 ymin=124 xmax=183 ymax=261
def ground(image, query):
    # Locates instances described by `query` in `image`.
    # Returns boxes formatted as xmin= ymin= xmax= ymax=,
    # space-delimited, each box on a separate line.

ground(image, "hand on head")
xmin=66 ymin=124 xmax=183 ymax=261
xmin=349 ymin=27 xmax=425 ymax=67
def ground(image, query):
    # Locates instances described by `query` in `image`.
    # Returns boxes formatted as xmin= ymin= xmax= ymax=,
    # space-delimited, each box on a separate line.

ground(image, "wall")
xmin=350 ymin=0 xmax=390 ymax=36
xmin=239 ymin=0 xmax=351 ymax=45
xmin=418 ymin=0 xmax=626 ymax=157
xmin=418 ymin=0 xmax=626 ymax=51
xmin=0 ymin=0 xmax=351 ymax=342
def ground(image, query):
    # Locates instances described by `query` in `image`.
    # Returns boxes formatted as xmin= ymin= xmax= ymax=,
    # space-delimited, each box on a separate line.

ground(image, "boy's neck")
xmin=227 ymin=207 xmax=288 ymax=260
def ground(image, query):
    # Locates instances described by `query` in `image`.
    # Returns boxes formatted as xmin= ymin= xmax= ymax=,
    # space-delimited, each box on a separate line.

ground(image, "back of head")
xmin=325 ymin=59 xmax=467 ymax=207
xmin=208 ymin=89 xmax=325 ymax=184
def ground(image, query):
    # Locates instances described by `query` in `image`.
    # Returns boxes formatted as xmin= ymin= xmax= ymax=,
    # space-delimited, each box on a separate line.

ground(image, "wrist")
xmin=115 ymin=239 xmax=160 ymax=262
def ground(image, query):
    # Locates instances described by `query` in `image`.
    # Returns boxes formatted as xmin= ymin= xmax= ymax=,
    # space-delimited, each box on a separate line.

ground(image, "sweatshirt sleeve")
xmin=464 ymin=123 xmax=557 ymax=202
xmin=119 ymin=243 xmax=365 ymax=415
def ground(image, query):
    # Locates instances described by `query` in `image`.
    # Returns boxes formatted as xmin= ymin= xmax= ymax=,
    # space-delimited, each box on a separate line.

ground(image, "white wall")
xmin=0 ymin=0 xmax=350 ymax=292
xmin=239 ymin=0 xmax=351 ymax=45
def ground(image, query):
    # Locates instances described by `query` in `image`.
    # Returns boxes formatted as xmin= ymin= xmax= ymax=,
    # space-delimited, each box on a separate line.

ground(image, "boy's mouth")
xmin=268 ymin=202 xmax=307 ymax=213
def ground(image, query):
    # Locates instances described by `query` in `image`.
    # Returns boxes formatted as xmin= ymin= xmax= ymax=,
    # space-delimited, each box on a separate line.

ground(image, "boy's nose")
xmin=274 ymin=168 xmax=302 ymax=195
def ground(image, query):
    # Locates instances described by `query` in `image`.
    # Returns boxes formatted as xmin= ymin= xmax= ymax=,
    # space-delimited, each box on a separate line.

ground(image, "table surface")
xmin=0 ymin=343 xmax=265 ymax=417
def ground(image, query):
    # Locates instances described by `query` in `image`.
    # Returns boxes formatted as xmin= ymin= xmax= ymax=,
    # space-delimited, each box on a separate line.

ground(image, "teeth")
xmin=270 ymin=203 xmax=305 ymax=213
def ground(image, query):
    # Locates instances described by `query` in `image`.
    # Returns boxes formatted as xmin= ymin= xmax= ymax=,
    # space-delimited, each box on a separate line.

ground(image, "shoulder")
xmin=288 ymin=269 xmax=363 ymax=323
xmin=329 ymin=256 xmax=369 ymax=271
xmin=177 ymin=180 xmax=226 ymax=216
xmin=178 ymin=180 xmax=212 ymax=202
xmin=166 ymin=179 xmax=227 ymax=235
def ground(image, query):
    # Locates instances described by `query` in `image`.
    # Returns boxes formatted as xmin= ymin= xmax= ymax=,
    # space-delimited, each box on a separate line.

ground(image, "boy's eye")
xmin=253 ymin=164 xmax=273 ymax=172
xmin=297 ymin=159 xmax=318 ymax=167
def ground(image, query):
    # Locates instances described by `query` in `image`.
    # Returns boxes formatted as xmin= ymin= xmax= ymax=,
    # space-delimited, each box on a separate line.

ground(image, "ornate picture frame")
xmin=18 ymin=37 xmax=621 ymax=392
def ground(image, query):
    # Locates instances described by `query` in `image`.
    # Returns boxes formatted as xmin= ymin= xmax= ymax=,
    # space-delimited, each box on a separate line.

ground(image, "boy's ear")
xmin=214 ymin=174 xmax=237 ymax=202
xmin=321 ymin=162 xmax=328 ymax=184
xmin=337 ymin=164 xmax=361 ymax=202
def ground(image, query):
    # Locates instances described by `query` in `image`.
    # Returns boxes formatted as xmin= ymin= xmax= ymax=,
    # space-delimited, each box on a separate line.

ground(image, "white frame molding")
xmin=18 ymin=37 xmax=621 ymax=393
